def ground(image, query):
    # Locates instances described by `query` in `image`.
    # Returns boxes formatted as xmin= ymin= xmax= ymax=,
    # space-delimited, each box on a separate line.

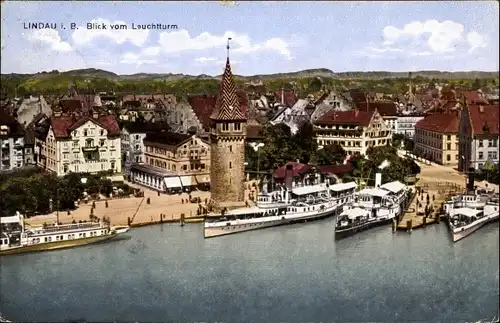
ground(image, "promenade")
xmin=25 ymin=180 xmax=260 ymax=227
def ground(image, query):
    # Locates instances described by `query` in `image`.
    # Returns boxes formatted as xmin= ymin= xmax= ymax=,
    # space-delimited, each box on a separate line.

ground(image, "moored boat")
xmin=444 ymin=193 xmax=499 ymax=242
xmin=335 ymin=174 xmax=412 ymax=240
xmin=204 ymin=163 xmax=357 ymax=238
xmin=0 ymin=212 xmax=130 ymax=256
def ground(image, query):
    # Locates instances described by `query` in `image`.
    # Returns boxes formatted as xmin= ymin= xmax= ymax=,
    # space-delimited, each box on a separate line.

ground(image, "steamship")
xmin=204 ymin=164 xmax=357 ymax=238
xmin=0 ymin=212 xmax=130 ymax=256
xmin=444 ymin=170 xmax=499 ymax=242
xmin=335 ymin=172 xmax=412 ymax=240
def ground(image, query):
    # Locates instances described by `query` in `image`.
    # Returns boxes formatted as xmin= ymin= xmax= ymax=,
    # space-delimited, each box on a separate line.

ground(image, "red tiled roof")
xmin=273 ymin=161 xmax=313 ymax=180
xmin=462 ymin=91 xmax=489 ymax=105
xmin=350 ymin=90 xmax=367 ymax=103
xmin=415 ymin=112 xmax=459 ymax=133
xmin=50 ymin=114 xmax=120 ymax=138
xmin=144 ymin=131 xmax=192 ymax=147
xmin=188 ymin=95 xmax=217 ymax=131
xmin=468 ymin=104 xmax=500 ymax=136
xmin=314 ymin=110 xmax=374 ymax=126
xmin=368 ymin=102 xmax=397 ymax=116
xmin=246 ymin=124 xmax=263 ymax=140
xmin=274 ymin=90 xmax=298 ymax=108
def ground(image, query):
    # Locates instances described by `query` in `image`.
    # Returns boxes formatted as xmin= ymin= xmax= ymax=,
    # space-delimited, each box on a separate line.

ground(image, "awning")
xmin=164 ymin=176 xmax=182 ymax=188
xmin=195 ymin=174 xmax=210 ymax=184
xmin=180 ymin=176 xmax=195 ymax=187
xmin=454 ymin=208 xmax=482 ymax=218
xmin=330 ymin=182 xmax=357 ymax=192
xmin=380 ymin=181 xmax=406 ymax=194
xmin=342 ymin=207 xmax=366 ymax=220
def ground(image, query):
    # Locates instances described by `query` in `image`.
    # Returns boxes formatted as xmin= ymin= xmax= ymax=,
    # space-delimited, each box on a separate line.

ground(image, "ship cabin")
xmin=22 ymin=222 xmax=109 ymax=246
xmin=379 ymin=181 xmax=409 ymax=205
xmin=445 ymin=194 xmax=487 ymax=210
xmin=336 ymin=207 xmax=369 ymax=229
xmin=450 ymin=208 xmax=484 ymax=227
xmin=218 ymin=206 xmax=287 ymax=222
xmin=352 ymin=188 xmax=392 ymax=209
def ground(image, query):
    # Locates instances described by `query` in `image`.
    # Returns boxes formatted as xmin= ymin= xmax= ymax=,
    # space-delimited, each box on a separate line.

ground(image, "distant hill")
xmin=2 ymin=68 xmax=498 ymax=82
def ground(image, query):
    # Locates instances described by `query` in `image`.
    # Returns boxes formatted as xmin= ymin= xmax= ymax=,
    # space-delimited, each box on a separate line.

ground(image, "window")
xmin=86 ymin=139 xmax=94 ymax=147
xmin=447 ymin=135 xmax=451 ymax=141
xmin=84 ymin=129 xmax=88 ymax=136
xmin=182 ymin=165 xmax=187 ymax=170
xmin=479 ymin=140 xmax=484 ymax=147
xmin=478 ymin=152 xmax=484 ymax=160
xmin=229 ymin=145 xmax=232 ymax=152
xmin=110 ymin=161 xmax=115 ymax=170
xmin=99 ymin=139 xmax=105 ymax=147
xmin=488 ymin=151 xmax=498 ymax=160
xmin=447 ymin=143 xmax=451 ymax=150
xmin=63 ymin=165 xmax=69 ymax=173
xmin=234 ymin=123 xmax=241 ymax=131
xmin=100 ymin=130 xmax=104 ymax=136
xmin=447 ymin=154 xmax=451 ymax=161
xmin=488 ymin=140 xmax=494 ymax=147
xmin=229 ymin=162 xmax=232 ymax=169
xmin=222 ymin=123 xmax=229 ymax=131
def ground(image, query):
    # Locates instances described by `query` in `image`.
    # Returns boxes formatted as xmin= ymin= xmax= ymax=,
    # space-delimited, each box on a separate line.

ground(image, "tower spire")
xmin=226 ymin=37 xmax=232 ymax=60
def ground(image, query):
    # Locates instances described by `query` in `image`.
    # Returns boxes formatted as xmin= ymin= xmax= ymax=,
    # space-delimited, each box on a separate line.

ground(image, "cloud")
xmin=365 ymin=20 xmax=488 ymax=57
xmin=467 ymin=31 xmax=488 ymax=52
xmin=26 ymin=29 xmax=72 ymax=52
xmin=156 ymin=29 xmax=292 ymax=59
xmin=120 ymin=52 xmax=157 ymax=65
xmin=71 ymin=18 xmax=149 ymax=47
xmin=195 ymin=57 xmax=217 ymax=63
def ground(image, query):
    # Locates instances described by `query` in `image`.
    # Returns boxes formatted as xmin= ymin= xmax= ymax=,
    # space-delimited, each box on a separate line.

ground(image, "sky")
xmin=1 ymin=1 xmax=499 ymax=76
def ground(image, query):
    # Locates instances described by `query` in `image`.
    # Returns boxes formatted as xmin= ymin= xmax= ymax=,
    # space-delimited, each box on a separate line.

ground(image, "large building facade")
xmin=314 ymin=109 xmax=392 ymax=156
xmin=37 ymin=110 xmax=122 ymax=176
xmin=209 ymin=57 xmax=247 ymax=205
xmin=458 ymin=103 xmax=499 ymax=171
xmin=413 ymin=112 xmax=460 ymax=165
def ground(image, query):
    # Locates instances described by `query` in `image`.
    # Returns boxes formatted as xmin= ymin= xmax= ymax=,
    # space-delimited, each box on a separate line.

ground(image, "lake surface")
xmin=1 ymin=219 xmax=499 ymax=322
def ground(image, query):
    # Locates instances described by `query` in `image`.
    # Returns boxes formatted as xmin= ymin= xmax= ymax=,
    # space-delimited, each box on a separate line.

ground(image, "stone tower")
xmin=209 ymin=56 xmax=247 ymax=207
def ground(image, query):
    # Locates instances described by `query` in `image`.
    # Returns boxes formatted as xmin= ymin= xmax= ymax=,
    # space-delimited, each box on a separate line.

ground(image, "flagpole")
xmin=227 ymin=37 xmax=232 ymax=58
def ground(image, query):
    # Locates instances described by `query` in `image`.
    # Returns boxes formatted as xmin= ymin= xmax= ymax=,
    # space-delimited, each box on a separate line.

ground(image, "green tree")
xmin=311 ymin=143 xmax=346 ymax=165
xmin=392 ymin=133 xmax=405 ymax=149
xmin=292 ymin=122 xmax=318 ymax=164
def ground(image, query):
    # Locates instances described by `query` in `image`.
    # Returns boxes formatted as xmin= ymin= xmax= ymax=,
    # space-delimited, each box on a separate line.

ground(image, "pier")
xmin=397 ymin=182 xmax=463 ymax=231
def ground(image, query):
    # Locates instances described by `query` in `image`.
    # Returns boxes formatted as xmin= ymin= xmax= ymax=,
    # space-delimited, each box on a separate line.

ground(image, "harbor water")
xmin=1 ymin=219 xmax=498 ymax=322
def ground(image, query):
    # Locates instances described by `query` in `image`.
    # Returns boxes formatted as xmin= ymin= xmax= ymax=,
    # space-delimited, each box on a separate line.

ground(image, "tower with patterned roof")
xmin=209 ymin=42 xmax=247 ymax=207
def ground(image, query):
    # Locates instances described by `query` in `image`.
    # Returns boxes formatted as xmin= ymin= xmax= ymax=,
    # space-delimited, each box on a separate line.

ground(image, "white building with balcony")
xmin=1 ymin=108 xmax=30 ymax=172
xmin=37 ymin=110 xmax=122 ymax=176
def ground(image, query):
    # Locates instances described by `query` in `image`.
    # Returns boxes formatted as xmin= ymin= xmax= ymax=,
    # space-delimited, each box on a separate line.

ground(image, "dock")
xmin=396 ymin=182 xmax=462 ymax=231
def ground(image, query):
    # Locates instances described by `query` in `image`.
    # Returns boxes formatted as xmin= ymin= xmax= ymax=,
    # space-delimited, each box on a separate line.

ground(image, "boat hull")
xmin=204 ymin=207 xmax=338 ymax=238
xmin=451 ymin=215 xmax=499 ymax=242
xmin=335 ymin=218 xmax=392 ymax=240
xmin=0 ymin=232 xmax=124 ymax=256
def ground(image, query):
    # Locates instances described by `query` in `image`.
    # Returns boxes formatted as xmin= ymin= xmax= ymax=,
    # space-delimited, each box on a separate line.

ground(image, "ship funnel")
xmin=285 ymin=164 xmax=294 ymax=191
xmin=375 ymin=173 xmax=382 ymax=188
xmin=466 ymin=167 xmax=475 ymax=193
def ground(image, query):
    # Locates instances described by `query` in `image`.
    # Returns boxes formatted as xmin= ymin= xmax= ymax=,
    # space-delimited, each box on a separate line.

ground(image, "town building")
xmin=209 ymin=56 xmax=247 ymax=207
xmin=120 ymin=121 xmax=171 ymax=175
xmin=314 ymin=109 xmax=392 ymax=156
xmin=129 ymin=131 xmax=210 ymax=193
xmin=36 ymin=108 xmax=122 ymax=176
xmin=0 ymin=108 xmax=32 ymax=172
xmin=413 ymin=111 xmax=460 ymax=165
xmin=395 ymin=113 xmax=426 ymax=138
xmin=458 ymin=103 xmax=499 ymax=171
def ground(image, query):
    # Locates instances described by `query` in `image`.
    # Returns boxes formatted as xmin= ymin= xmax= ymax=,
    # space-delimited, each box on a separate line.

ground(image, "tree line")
xmin=0 ymin=169 xmax=132 ymax=217
xmin=245 ymin=123 xmax=421 ymax=185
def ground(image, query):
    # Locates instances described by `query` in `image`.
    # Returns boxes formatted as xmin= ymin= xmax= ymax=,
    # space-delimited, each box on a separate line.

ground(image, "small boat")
xmin=0 ymin=212 xmax=131 ymax=256
xmin=445 ymin=193 xmax=499 ymax=242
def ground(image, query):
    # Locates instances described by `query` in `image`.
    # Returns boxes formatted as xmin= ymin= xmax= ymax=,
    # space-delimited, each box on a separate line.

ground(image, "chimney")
xmin=92 ymin=110 xmax=99 ymax=119
xmin=375 ymin=173 xmax=382 ymax=188
xmin=355 ymin=109 xmax=359 ymax=118
xmin=479 ymin=105 xmax=484 ymax=113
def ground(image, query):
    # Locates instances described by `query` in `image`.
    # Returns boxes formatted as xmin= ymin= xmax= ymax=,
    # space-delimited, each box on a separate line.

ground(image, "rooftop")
xmin=468 ymin=104 xmax=499 ymax=136
xmin=415 ymin=112 xmax=459 ymax=133
xmin=144 ymin=131 xmax=192 ymax=147
xmin=314 ymin=110 xmax=374 ymax=127
xmin=50 ymin=114 xmax=120 ymax=139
